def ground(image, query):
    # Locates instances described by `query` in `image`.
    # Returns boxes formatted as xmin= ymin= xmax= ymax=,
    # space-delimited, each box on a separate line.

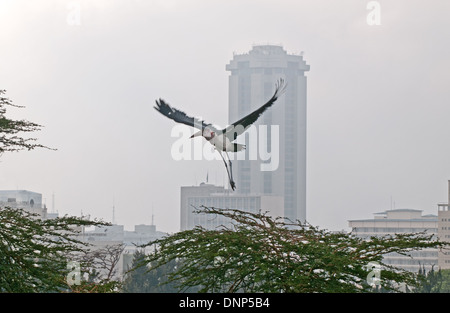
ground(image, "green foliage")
xmin=0 ymin=207 xmax=109 ymax=292
xmin=416 ymin=267 xmax=450 ymax=293
xmin=139 ymin=207 xmax=449 ymax=293
xmin=438 ymin=270 xmax=450 ymax=292
xmin=123 ymin=250 xmax=196 ymax=293
xmin=68 ymin=278 xmax=123 ymax=293
xmin=0 ymin=90 xmax=53 ymax=154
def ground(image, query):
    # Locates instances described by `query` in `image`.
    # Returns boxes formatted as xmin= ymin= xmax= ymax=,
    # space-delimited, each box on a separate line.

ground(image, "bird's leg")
xmin=218 ymin=151 xmax=236 ymax=191
xmin=225 ymin=152 xmax=236 ymax=191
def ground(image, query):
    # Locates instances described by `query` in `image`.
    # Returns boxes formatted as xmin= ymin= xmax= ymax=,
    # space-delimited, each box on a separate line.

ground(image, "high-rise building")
xmin=226 ymin=45 xmax=309 ymax=223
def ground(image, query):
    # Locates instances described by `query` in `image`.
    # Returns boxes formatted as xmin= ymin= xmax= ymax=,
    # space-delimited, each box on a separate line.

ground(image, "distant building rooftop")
xmin=350 ymin=208 xmax=436 ymax=223
xmin=0 ymin=190 xmax=49 ymax=219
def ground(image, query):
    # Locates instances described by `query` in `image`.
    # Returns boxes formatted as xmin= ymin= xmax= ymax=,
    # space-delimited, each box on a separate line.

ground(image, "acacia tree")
xmin=0 ymin=207 xmax=111 ymax=292
xmin=0 ymin=91 xmax=121 ymax=293
xmin=0 ymin=90 xmax=52 ymax=155
xmin=139 ymin=207 xmax=448 ymax=293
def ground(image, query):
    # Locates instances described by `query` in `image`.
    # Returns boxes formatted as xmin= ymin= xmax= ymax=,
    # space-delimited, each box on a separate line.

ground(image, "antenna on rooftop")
xmin=52 ymin=192 xmax=55 ymax=213
xmin=112 ymin=196 xmax=116 ymax=225
xmin=151 ymin=203 xmax=155 ymax=226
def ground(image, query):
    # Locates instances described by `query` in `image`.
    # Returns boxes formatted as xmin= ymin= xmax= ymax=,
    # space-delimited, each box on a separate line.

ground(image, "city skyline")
xmin=1 ymin=1 xmax=450 ymax=234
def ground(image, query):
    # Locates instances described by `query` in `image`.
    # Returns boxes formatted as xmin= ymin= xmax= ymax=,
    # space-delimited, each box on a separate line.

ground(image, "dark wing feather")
xmin=154 ymin=99 xmax=212 ymax=131
xmin=223 ymin=78 xmax=287 ymax=141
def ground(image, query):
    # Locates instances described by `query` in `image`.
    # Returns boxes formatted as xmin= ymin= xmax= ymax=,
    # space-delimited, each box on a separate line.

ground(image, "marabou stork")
xmin=154 ymin=78 xmax=286 ymax=191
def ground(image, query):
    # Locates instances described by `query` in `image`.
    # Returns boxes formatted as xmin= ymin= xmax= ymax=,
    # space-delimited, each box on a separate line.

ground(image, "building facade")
xmin=349 ymin=208 xmax=438 ymax=272
xmin=0 ymin=190 xmax=48 ymax=218
xmin=226 ymin=44 xmax=309 ymax=223
xmin=437 ymin=180 xmax=450 ymax=269
xmin=180 ymin=182 xmax=284 ymax=231
xmin=80 ymin=222 xmax=167 ymax=279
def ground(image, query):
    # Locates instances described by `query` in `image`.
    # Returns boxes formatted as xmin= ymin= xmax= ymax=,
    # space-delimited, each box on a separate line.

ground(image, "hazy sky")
xmin=1 ymin=0 xmax=450 ymax=233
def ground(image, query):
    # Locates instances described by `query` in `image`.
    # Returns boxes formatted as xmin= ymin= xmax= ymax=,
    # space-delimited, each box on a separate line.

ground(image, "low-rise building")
xmin=180 ymin=182 xmax=284 ymax=231
xmin=0 ymin=190 xmax=48 ymax=218
xmin=437 ymin=180 xmax=450 ymax=269
xmin=349 ymin=208 xmax=438 ymax=272
xmin=80 ymin=222 xmax=167 ymax=278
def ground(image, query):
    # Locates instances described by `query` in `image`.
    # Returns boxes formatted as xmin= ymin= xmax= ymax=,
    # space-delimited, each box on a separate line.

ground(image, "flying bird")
xmin=154 ymin=78 xmax=286 ymax=191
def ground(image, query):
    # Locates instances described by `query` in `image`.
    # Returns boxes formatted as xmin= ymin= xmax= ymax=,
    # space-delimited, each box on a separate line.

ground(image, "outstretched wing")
xmin=223 ymin=78 xmax=287 ymax=141
xmin=154 ymin=99 xmax=213 ymax=131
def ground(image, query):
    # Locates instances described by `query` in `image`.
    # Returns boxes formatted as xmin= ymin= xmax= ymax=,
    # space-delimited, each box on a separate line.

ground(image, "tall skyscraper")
xmin=226 ymin=45 xmax=310 ymax=222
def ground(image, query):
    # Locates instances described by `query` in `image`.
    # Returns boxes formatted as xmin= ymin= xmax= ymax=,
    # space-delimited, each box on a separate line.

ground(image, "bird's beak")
xmin=190 ymin=130 xmax=202 ymax=139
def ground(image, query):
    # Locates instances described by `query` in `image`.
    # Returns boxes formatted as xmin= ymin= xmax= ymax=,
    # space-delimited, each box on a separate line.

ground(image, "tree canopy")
xmin=0 ymin=90 xmax=52 ymax=155
xmin=138 ymin=207 xmax=449 ymax=293
xmin=0 ymin=207 xmax=110 ymax=292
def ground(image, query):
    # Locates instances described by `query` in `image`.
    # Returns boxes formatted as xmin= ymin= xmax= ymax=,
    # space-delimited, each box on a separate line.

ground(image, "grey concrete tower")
xmin=226 ymin=45 xmax=309 ymax=223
